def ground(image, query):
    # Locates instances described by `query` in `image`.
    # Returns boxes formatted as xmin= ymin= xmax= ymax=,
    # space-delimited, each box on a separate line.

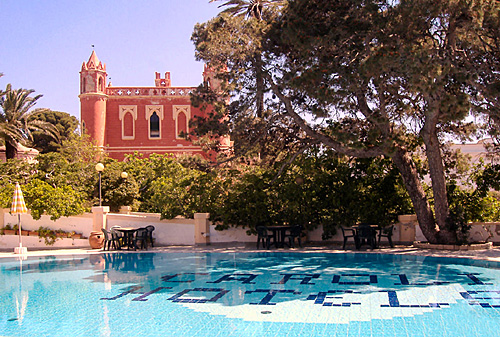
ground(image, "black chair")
xmin=256 ymin=226 xmax=273 ymax=249
xmin=102 ymin=228 xmax=120 ymax=251
xmin=110 ymin=226 xmax=125 ymax=249
xmin=132 ymin=228 xmax=149 ymax=250
xmin=378 ymin=224 xmax=395 ymax=248
xmin=340 ymin=227 xmax=358 ymax=250
xmin=355 ymin=223 xmax=377 ymax=249
xmin=145 ymin=225 xmax=155 ymax=247
xmin=285 ymin=225 xmax=303 ymax=248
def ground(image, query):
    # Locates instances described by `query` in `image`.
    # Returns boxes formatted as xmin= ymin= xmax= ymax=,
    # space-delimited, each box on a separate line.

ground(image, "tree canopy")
xmin=30 ymin=109 xmax=79 ymax=153
xmin=193 ymin=0 xmax=500 ymax=243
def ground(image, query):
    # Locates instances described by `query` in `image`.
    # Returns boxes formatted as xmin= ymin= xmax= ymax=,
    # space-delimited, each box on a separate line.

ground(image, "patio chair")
xmin=355 ymin=223 xmax=377 ymax=250
xmin=110 ymin=226 xmax=125 ymax=249
xmin=102 ymin=228 xmax=121 ymax=250
xmin=340 ymin=227 xmax=358 ymax=250
xmin=132 ymin=228 xmax=149 ymax=250
xmin=256 ymin=226 xmax=273 ymax=249
xmin=378 ymin=224 xmax=395 ymax=248
xmin=285 ymin=225 xmax=303 ymax=248
xmin=145 ymin=225 xmax=155 ymax=247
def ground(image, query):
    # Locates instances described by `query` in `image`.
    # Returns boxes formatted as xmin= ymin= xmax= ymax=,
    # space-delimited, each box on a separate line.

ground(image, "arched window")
xmin=177 ymin=111 xmax=187 ymax=137
xmin=146 ymin=105 xmax=164 ymax=139
xmin=119 ymin=106 xmax=137 ymax=140
xmin=98 ymin=77 xmax=104 ymax=92
xmin=123 ymin=113 xmax=134 ymax=138
xmin=150 ymin=112 xmax=160 ymax=138
xmin=173 ymin=105 xmax=191 ymax=139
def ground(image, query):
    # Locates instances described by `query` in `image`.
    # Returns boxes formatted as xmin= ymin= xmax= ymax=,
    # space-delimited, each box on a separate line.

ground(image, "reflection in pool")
xmin=1 ymin=252 xmax=500 ymax=336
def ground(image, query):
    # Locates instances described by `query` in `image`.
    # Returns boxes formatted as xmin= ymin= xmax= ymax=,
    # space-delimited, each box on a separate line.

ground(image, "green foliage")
xmin=211 ymin=166 xmax=273 ymax=231
xmin=30 ymin=110 xmax=79 ymax=153
xmin=0 ymin=183 xmax=14 ymax=209
xmin=35 ymin=156 xmax=95 ymax=205
xmin=57 ymin=133 xmax=105 ymax=163
xmin=0 ymin=84 xmax=58 ymax=159
xmin=23 ymin=179 xmax=87 ymax=220
xmin=0 ymin=158 xmax=36 ymax=185
xmin=193 ymin=0 xmax=500 ymax=244
xmin=0 ymin=159 xmax=33 ymax=208
xmin=99 ymin=160 xmax=140 ymax=212
xmin=210 ymin=150 xmax=413 ymax=238
xmin=145 ymin=158 xmax=222 ymax=219
xmin=37 ymin=226 xmax=58 ymax=245
xmin=445 ymin=162 xmax=500 ymax=243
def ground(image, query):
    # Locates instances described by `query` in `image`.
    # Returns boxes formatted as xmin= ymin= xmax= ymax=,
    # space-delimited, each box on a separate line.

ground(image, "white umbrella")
xmin=11 ymin=182 xmax=28 ymax=254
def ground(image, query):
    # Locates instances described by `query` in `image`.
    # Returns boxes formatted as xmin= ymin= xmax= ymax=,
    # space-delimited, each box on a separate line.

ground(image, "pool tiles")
xmin=99 ymin=271 xmax=496 ymax=325
xmin=95 ymin=268 xmax=500 ymax=335
xmin=4 ymin=252 xmax=500 ymax=337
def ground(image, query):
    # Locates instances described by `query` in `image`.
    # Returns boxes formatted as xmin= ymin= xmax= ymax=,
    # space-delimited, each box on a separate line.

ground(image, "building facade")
xmin=79 ymin=51 xmax=225 ymax=161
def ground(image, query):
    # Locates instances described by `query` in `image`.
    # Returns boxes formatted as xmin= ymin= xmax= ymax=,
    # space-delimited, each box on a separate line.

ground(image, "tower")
xmin=202 ymin=64 xmax=224 ymax=92
xmin=79 ymin=51 xmax=108 ymax=148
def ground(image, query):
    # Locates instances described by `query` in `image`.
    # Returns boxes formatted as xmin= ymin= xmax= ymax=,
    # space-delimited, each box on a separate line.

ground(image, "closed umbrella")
xmin=11 ymin=182 xmax=28 ymax=254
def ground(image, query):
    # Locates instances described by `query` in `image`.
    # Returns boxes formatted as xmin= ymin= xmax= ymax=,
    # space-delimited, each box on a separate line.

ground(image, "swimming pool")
xmin=1 ymin=252 xmax=500 ymax=336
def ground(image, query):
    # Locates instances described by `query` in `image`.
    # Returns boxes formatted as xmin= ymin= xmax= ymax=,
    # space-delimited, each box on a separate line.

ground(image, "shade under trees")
xmin=192 ymin=0 xmax=500 ymax=243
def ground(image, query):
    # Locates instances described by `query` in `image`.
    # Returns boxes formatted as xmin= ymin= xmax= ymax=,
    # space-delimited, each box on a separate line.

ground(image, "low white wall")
xmin=1 ymin=209 xmax=93 ymax=238
xmin=1 ymin=208 xmax=93 ymax=250
xmin=208 ymin=224 xmax=256 ymax=243
xmin=2 ymin=208 xmax=499 ymax=250
xmin=0 ymin=234 xmax=89 ymax=250
xmin=415 ymin=222 xmax=500 ymax=243
xmin=106 ymin=213 xmax=196 ymax=246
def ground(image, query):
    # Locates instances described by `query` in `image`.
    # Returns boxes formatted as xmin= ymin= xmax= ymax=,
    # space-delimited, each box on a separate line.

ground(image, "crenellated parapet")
xmin=106 ymin=87 xmax=195 ymax=97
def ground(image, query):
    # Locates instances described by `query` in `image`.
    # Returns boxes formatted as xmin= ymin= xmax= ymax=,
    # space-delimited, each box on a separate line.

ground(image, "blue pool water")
xmin=1 ymin=252 xmax=500 ymax=337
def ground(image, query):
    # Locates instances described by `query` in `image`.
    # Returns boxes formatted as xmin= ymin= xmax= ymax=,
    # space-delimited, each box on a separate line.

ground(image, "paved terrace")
xmin=1 ymin=243 xmax=500 ymax=263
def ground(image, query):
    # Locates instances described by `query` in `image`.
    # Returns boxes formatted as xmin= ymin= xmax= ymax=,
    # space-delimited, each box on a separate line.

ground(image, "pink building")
xmin=79 ymin=51 xmax=226 ymax=161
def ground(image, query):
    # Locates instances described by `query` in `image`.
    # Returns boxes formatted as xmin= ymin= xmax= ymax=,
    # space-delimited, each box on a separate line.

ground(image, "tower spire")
xmin=79 ymin=51 xmax=108 ymax=150
xmin=86 ymin=50 xmax=106 ymax=71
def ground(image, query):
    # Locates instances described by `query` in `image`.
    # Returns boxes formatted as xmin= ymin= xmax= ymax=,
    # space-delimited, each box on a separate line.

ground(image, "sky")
xmin=0 ymin=0 xmax=222 ymax=119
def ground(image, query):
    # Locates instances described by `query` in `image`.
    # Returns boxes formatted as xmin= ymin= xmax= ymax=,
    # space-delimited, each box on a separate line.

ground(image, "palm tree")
xmin=209 ymin=0 xmax=285 ymax=117
xmin=0 ymin=84 xmax=58 ymax=159
xmin=210 ymin=0 xmax=283 ymax=20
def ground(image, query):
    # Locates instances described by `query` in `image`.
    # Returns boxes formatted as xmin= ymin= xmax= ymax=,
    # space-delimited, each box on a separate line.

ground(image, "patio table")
xmin=266 ymin=226 xmax=292 ymax=249
xmin=352 ymin=224 xmax=379 ymax=249
xmin=114 ymin=227 xmax=138 ymax=250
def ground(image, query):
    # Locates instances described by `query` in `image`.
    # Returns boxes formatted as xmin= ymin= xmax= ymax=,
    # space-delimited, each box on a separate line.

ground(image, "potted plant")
xmin=27 ymin=230 xmax=38 ymax=236
xmin=12 ymin=224 xmax=29 ymax=236
xmin=55 ymin=229 xmax=68 ymax=238
xmin=37 ymin=226 xmax=58 ymax=246
xmin=1 ymin=224 xmax=16 ymax=235
xmin=69 ymin=231 xmax=83 ymax=239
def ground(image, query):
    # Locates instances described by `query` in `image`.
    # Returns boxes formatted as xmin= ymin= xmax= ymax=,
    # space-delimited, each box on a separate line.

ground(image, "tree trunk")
xmin=391 ymin=149 xmax=442 ymax=243
xmin=421 ymin=118 xmax=458 ymax=244
xmin=254 ymin=55 xmax=265 ymax=118
xmin=5 ymin=140 xmax=18 ymax=160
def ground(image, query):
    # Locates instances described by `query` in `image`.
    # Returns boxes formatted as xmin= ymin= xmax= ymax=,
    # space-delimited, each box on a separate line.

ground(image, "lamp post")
xmin=95 ymin=163 xmax=104 ymax=206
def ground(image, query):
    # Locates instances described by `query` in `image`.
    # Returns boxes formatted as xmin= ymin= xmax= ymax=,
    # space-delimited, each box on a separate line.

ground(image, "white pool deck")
xmin=1 ymin=243 xmax=500 ymax=263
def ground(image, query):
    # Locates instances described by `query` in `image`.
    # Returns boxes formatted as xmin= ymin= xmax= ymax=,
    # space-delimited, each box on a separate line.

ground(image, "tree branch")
xmin=264 ymin=72 xmax=386 ymax=158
